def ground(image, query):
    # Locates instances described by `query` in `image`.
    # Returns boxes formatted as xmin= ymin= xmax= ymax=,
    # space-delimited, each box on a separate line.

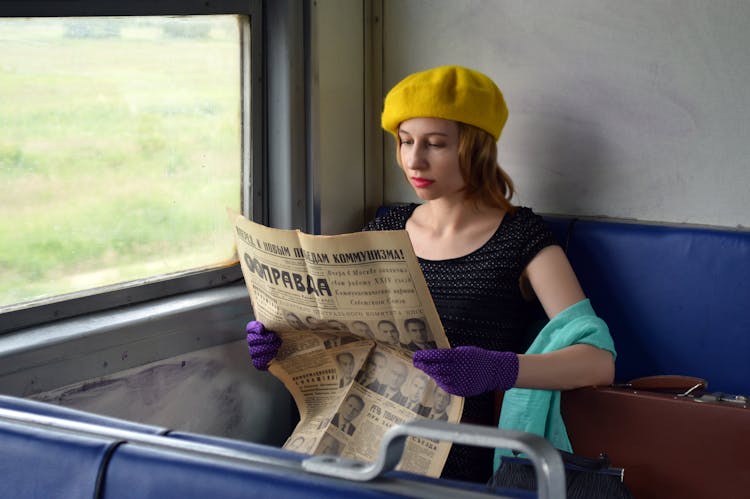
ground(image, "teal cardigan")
xmin=494 ymin=298 xmax=616 ymax=469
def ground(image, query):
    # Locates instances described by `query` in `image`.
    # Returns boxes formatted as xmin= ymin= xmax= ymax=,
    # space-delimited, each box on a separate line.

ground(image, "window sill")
xmin=0 ymin=283 xmax=252 ymax=396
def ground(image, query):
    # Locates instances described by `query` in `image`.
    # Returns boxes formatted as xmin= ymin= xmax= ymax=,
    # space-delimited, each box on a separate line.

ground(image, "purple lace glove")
xmin=413 ymin=346 xmax=519 ymax=397
xmin=246 ymin=321 xmax=281 ymax=371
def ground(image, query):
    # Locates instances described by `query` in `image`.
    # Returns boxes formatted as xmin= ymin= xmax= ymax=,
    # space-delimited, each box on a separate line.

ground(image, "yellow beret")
xmin=381 ymin=65 xmax=508 ymax=141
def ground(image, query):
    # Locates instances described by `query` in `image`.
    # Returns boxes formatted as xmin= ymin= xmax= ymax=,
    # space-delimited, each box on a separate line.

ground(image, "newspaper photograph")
xmin=232 ymin=213 xmax=464 ymax=478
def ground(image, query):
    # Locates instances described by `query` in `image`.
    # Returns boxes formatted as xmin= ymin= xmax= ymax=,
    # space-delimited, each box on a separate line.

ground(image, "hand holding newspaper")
xmin=233 ymin=213 xmax=464 ymax=477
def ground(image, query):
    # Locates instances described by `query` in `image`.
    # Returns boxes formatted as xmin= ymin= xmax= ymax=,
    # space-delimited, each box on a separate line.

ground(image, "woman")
xmin=248 ymin=65 xmax=615 ymax=482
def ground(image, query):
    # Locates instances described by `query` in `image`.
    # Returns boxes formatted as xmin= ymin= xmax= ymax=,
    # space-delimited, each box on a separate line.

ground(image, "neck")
xmin=419 ymin=198 xmax=501 ymax=233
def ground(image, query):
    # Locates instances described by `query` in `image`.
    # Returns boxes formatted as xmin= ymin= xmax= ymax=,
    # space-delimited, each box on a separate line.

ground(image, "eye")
xmin=399 ymin=138 xmax=413 ymax=146
xmin=428 ymin=142 xmax=445 ymax=148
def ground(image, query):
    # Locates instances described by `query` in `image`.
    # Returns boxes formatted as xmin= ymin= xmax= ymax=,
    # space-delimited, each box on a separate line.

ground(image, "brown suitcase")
xmin=561 ymin=376 xmax=750 ymax=499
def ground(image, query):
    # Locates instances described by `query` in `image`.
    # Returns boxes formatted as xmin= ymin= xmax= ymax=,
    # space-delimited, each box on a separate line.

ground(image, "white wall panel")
xmin=381 ymin=0 xmax=750 ymax=228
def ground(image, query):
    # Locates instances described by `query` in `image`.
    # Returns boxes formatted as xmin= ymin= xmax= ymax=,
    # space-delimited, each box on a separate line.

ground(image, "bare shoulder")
xmin=524 ymin=245 xmax=586 ymax=318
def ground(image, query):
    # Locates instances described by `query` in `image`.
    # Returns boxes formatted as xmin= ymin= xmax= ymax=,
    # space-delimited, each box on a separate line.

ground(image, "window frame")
xmin=0 ymin=0 xmax=265 ymax=335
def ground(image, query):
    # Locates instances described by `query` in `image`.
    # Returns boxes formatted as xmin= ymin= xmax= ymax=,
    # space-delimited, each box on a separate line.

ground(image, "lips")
xmin=411 ymin=177 xmax=434 ymax=188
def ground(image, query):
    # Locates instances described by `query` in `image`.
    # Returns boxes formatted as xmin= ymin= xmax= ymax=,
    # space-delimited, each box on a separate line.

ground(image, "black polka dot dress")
xmin=363 ymin=203 xmax=558 ymax=482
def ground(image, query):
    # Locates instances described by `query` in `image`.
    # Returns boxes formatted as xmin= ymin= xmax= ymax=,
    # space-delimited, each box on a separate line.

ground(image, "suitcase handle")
xmin=620 ymin=375 xmax=707 ymax=395
xmin=301 ymin=419 xmax=566 ymax=499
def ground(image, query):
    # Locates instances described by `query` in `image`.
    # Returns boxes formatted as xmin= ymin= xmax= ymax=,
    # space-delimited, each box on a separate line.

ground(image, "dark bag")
xmin=488 ymin=450 xmax=633 ymax=499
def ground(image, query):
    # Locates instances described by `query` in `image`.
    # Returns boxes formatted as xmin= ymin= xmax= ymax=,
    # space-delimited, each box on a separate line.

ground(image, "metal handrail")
xmin=303 ymin=419 xmax=566 ymax=499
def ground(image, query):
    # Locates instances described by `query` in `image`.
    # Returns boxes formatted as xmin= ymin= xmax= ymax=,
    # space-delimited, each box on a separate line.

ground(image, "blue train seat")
xmin=1 ymin=417 xmax=120 ymax=499
xmin=1 ymin=394 xmax=545 ymax=499
xmin=558 ymin=218 xmax=750 ymax=394
xmin=101 ymin=442 xmax=412 ymax=499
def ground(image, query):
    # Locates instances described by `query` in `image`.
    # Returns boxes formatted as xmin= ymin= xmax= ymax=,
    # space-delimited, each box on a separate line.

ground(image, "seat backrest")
xmin=101 ymin=442 xmax=409 ymax=499
xmin=551 ymin=217 xmax=750 ymax=394
xmin=0 ymin=418 xmax=119 ymax=499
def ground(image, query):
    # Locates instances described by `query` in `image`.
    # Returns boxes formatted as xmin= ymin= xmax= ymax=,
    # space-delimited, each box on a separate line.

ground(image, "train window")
xmin=0 ymin=2 xmax=260 ymax=333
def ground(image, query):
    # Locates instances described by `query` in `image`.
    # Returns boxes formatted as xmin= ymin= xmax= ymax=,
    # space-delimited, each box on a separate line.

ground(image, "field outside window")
xmin=0 ymin=15 xmax=243 ymax=310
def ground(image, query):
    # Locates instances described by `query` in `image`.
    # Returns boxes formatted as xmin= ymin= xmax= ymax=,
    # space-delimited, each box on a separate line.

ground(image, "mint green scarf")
xmin=494 ymin=298 xmax=616 ymax=469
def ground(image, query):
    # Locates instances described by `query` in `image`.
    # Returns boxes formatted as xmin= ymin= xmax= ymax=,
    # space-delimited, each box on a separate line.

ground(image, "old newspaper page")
xmin=233 ymin=213 xmax=464 ymax=478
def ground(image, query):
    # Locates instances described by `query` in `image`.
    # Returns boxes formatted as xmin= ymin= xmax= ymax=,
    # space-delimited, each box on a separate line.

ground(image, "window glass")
xmin=0 ymin=16 xmax=242 ymax=310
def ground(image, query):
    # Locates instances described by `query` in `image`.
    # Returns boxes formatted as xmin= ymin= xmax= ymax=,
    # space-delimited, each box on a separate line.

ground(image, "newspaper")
xmin=233 ymin=213 xmax=464 ymax=478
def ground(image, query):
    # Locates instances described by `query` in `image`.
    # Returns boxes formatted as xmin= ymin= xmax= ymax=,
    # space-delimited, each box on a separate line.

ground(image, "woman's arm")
xmin=515 ymin=245 xmax=615 ymax=390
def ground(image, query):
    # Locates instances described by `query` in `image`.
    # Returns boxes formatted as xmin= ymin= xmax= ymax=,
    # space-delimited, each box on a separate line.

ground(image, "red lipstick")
xmin=411 ymin=177 xmax=434 ymax=188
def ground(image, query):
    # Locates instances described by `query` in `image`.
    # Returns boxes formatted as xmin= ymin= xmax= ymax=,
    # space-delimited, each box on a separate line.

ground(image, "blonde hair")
xmin=457 ymin=123 xmax=516 ymax=213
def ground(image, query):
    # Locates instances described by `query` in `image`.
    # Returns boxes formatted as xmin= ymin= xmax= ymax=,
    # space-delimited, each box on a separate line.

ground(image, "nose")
xmin=402 ymin=143 xmax=426 ymax=171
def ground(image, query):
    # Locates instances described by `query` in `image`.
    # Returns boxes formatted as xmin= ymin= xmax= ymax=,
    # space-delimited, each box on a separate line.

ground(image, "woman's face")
xmin=397 ymin=117 xmax=463 ymax=201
